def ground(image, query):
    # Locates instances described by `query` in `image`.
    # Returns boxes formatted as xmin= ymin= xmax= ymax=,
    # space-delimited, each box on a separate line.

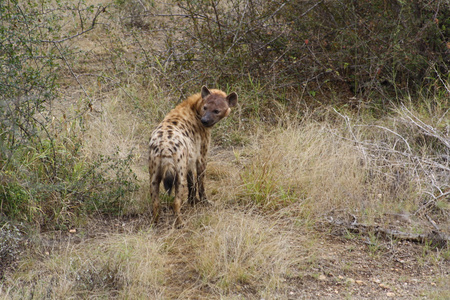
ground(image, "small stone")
xmin=318 ymin=274 xmax=327 ymax=281
xmin=346 ymin=278 xmax=355 ymax=285
xmin=356 ymin=280 xmax=364 ymax=285
xmin=379 ymin=283 xmax=389 ymax=289
xmin=386 ymin=292 xmax=395 ymax=297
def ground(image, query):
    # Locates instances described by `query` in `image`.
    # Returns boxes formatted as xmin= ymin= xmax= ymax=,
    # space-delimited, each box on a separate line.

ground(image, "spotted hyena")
xmin=149 ymin=86 xmax=238 ymax=226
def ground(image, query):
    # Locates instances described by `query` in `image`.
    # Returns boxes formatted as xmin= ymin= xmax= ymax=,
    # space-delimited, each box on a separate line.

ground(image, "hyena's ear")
xmin=201 ymin=86 xmax=211 ymax=99
xmin=226 ymin=92 xmax=238 ymax=107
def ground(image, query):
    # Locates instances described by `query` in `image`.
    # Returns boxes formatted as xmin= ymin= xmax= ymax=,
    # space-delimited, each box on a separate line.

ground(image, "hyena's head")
xmin=199 ymin=86 xmax=238 ymax=127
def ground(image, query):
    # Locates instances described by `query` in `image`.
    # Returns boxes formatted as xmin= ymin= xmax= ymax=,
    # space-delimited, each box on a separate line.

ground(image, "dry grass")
xmin=188 ymin=210 xmax=291 ymax=296
xmin=0 ymin=209 xmax=297 ymax=299
xmin=1 ymin=231 xmax=168 ymax=299
xmin=222 ymin=119 xmax=424 ymax=224
xmin=2 ymin=101 xmax=448 ymax=298
xmin=1 ymin=1 xmax=449 ymax=299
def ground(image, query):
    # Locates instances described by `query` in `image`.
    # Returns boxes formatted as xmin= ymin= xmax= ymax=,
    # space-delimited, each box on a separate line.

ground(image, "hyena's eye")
xmin=213 ymin=109 xmax=220 ymax=114
xmin=203 ymin=106 xmax=207 ymax=111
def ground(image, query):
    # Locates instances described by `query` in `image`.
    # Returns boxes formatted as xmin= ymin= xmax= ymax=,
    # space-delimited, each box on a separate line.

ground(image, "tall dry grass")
xmin=1 ymin=209 xmax=299 ymax=299
xmin=1 ymin=232 xmax=168 ymax=299
xmin=188 ymin=210 xmax=291 ymax=295
xmin=206 ymin=103 xmax=447 ymax=229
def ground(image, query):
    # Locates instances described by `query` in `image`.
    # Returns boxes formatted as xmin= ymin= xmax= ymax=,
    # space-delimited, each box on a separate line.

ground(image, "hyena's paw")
xmin=200 ymin=198 xmax=214 ymax=206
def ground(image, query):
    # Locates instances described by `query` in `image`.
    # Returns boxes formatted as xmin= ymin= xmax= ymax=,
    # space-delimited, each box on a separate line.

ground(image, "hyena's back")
xmin=149 ymin=123 xmax=192 ymax=194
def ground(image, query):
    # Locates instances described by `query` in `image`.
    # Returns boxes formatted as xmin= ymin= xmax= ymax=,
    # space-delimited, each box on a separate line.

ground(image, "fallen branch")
xmin=325 ymin=216 xmax=450 ymax=247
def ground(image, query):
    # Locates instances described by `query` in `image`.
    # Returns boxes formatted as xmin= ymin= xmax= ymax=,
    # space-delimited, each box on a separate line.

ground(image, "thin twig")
xmin=426 ymin=214 xmax=441 ymax=231
xmin=41 ymin=5 xmax=106 ymax=43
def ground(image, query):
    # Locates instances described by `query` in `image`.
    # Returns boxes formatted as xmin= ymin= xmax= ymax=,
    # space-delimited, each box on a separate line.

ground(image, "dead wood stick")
xmin=325 ymin=217 xmax=449 ymax=247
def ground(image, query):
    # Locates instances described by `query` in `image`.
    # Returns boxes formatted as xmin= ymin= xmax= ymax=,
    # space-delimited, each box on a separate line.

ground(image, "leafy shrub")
xmin=125 ymin=0 xmax=449 ymax=106
xmin=0 ymin=0 xmax=137 ymax=229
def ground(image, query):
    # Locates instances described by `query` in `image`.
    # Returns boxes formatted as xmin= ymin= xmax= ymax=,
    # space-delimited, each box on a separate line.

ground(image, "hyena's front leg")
xmin=197 ymin=158 xmax=208 ymax=203
xmin=187 ymin=170 xmax=199 ymax=205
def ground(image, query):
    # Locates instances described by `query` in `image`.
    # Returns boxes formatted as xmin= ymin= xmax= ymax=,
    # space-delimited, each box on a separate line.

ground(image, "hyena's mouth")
xmin=201 ymin=119 xmax=216 ymax=127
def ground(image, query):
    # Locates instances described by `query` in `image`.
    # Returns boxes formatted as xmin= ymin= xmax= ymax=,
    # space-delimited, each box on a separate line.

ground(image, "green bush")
xmin=133 ymin=0 xmax=449 ymax=106
xmin=0 ymin=0 xmax=137 ymax=229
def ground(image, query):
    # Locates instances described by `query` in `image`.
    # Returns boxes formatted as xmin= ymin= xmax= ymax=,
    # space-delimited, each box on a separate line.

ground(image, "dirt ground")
xmin=24 ymin=207 xmax=447 ymax=300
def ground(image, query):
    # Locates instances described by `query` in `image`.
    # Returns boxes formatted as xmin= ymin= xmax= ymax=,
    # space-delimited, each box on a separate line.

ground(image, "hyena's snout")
xmin=200 ymin=114 xmax=215 ymax=127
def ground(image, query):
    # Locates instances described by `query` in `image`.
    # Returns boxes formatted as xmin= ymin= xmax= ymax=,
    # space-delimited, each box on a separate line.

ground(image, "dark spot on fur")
xmin=171 ymin=120 xmax=178 ymax=126
xmin=157 ymin=131 xmax=163 ymax=138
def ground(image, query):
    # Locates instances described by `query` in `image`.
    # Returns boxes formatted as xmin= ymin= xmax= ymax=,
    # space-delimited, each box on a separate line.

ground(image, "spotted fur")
xmin=149 ymin=86 xmax=238 ymax=226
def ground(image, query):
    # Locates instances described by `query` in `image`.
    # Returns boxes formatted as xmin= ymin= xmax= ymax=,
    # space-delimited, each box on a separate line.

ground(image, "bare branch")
xmin=41 ymin=5 xmax=106 ymax=43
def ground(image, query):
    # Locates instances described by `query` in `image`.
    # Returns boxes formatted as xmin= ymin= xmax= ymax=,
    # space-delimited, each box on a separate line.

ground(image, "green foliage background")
xmin=142 ymin=0 xmax=449 ymax=104
xmin=0 ymin=0 xmax=137 ymax=229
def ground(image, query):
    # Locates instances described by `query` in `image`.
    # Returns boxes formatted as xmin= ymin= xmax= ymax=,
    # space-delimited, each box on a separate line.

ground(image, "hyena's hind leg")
xmin=173 ymin=168 xmax=189 ymax=227
xmin=149 ymin=168 xmax=162 ymax=224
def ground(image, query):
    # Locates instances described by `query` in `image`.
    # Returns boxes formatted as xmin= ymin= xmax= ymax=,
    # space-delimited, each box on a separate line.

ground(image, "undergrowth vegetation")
xmin=0 ymin=0 xmax=137 ymax=230
xmin=0 ymin=0 xmax=449 ymax=298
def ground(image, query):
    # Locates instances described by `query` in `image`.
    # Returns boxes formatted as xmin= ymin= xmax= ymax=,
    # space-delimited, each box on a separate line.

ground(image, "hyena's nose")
xmin=201 ymin=118 xmax=210 ymax=126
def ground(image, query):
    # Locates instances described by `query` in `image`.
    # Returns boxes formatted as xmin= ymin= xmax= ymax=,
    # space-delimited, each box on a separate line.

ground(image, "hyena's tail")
xmin=163 ymin=166 xmax=176 ymax=194
xmin=162 ymin=154 xmax=177 ymax=195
